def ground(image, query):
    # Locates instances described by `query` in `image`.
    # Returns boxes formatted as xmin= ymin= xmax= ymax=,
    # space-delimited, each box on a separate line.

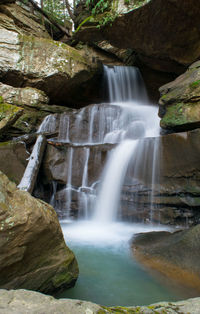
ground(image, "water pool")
xmin=56 ymin=221 xmax=188 ymax=307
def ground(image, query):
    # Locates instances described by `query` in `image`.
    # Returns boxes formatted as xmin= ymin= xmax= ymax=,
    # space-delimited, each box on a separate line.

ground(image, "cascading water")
xmin=38 ymin=65 xmax=160 ymax=221
xmin=37 ymin=65 xmax=191 ymax=306
xmin=93 ymin=65 xmax=160 ymax=223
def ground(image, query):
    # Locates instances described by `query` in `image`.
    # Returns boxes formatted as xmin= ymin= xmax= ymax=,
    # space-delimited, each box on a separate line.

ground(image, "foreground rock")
xmin=0 ymin=171 xmax=78 ymax=293
xmin=132 ymin=225 xmax=200 ymax=293
xmin=159 ymin=61 xmax=200 ymax=130
xmin=0 ymin=289 xmax=200 ymax=314
xmin=75 ymin=0 xmax=200 ymax=74
xmin=0 ymin=28 xmax=101 ymax=107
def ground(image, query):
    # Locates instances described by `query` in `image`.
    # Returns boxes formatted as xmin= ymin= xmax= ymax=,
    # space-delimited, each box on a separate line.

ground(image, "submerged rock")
xmin=0 ymin=171 xmax=78 ymax=293
xmin=0 ymin=289 xmax=200 ymax=313
xmin=132 ymin=225 xmax=200 ymax=293
xmin=159 ymin=61 xmax=200 ymax=130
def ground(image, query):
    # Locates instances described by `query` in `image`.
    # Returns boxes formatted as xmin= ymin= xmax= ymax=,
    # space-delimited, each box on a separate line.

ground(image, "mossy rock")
xmin=159 ymin=61 xmax=200 ymax=131
xmin=0 ymin=102 xmax=23 ymax=134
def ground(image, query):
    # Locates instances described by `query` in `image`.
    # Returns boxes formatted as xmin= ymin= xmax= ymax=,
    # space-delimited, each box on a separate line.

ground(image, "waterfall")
xmin=39 ymin=65 xmax=160 ymax=222
xmin=93 ymin=140 xmax=139 ymax=222
xmin=92 ymin=65 xmax=160 ymax=222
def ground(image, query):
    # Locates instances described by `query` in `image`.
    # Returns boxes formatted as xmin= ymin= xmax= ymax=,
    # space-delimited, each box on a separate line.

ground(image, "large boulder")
xmin=0 ymin=29 xmax=101 ymax=107
xmin=132 ymin=225 xmax=200 ymax=293
xmin=0 ymin=289 xmax=200 ymax=314
xmin=159 ymin=61 xmax=200 ymax=131
xmin=75 ymin=0 xmax=200 ymax=74
xmin=0 ymin=171 xmax=78 ymax=293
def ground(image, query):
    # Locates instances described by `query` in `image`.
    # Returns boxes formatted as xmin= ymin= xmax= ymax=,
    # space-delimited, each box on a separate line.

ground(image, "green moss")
xmin=13 ymin=111 xmax=45 ymax=133
xmin=160 ymin=103 xmax=189 ymax=128
xmin=0 ymin=96 xmax=4 ymax=104
xmin=190 ymin=80 xmax=200 ymax=89
xmin=0 ymin=103 xmax=23 ymax=121
xmin=100 ymin=306 xmax=142 ymax=313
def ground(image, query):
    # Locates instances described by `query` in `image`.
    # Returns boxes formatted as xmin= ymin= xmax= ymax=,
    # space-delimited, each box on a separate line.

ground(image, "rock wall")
xmin=75 ymin=0 xmax=200 ymax=74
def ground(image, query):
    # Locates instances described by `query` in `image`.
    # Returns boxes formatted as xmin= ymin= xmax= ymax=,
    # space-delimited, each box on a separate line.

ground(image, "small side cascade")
xmin=38 ymin=65 xmax=161 ymax=222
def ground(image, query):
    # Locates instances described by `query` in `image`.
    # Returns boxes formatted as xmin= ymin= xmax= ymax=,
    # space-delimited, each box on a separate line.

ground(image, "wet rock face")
xmin=76 ymin=0 xmax=200 ymax=74
xmin=0 ymin=171 xmax=79 ymax=293
xmin=159 ymin=61 xmax=200 ymax=131
xmin=121 ymin=130 xmax=200 ymax=226
xmin=132 ymin=225 xmax=200 ymax=293
xmin=0 ymin=28 xmax=102 ymax=107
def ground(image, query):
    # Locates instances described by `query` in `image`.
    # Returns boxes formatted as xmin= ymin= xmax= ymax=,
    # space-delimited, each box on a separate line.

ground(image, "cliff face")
xmin=75 ymin=0 xmax=200 ymax=74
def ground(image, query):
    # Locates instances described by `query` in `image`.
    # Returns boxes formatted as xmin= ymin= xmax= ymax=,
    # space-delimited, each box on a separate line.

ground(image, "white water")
xmin=38 ymin=65 xmax=161 ymax=222
xmin=92 ymin=66 xmax=160 ymax=222
xmin=93 ymin=140 xmax=139 ymax=222
xmin=38 ymin=65 xmax=192 ymax=306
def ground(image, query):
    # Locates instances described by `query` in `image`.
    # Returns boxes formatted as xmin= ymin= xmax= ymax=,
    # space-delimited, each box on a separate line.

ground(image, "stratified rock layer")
xmin=0 ymin=2 xmax=50 ymax=38
xmin=0 ymin=171 xmax=78 ymax=293
xmin=159 ymin=61 xmax=200 ymax=130
xmin=132 ymin=225 xmax=200 ymax=293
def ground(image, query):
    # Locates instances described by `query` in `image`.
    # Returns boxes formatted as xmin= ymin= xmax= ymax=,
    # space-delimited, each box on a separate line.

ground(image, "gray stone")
xmin=0 ymin=289 xmax=200 ymax=313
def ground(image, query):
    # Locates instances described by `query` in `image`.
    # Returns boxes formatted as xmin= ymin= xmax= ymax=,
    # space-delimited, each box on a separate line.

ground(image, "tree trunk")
xmin=65 ymin=0 xmax=75 ymax=22
xmin=18 ymin=135 xmax=46 ymax=194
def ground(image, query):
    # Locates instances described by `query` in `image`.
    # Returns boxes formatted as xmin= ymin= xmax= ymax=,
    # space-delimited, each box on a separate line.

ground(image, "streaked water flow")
xmin=38 ymin=65 xmax=183 ymax=306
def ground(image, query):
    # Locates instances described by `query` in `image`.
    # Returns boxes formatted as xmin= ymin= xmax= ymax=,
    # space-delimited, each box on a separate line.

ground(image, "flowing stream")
xmin=43 ymin=66 xmax=191 ymax=305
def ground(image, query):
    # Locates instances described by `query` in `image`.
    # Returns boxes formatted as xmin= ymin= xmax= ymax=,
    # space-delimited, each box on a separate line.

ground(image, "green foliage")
xmin=96 ymin=12 xmax=118 ymax=28
xmin=86 ymin=0 xmax=111 ymax=16
xmin=43 ymin=0 xmax=69 ymax=25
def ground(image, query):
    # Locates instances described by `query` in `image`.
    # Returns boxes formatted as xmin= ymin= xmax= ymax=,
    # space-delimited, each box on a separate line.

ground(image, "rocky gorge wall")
xmin=0 ymin=0 xmax=200 ymax=306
